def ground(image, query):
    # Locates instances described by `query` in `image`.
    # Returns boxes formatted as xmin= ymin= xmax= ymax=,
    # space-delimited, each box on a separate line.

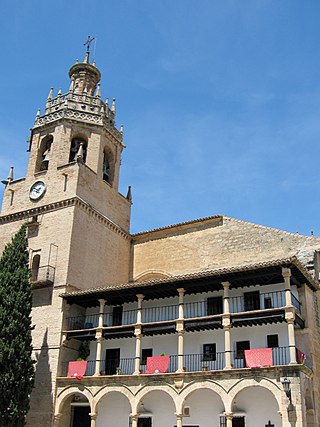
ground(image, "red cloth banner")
xmin=146 ymin=356 xmax=170 ymax=374
xmin=244 ymin=348 xmax=273 ymax=368
xmin=67 ymin=361 xmax=88 ymax=380
xmin=297 ymin=349 xmax=305 ymax=364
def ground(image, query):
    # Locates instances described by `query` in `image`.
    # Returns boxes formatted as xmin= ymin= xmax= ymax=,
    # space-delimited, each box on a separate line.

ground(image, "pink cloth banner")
xmin=297 ymin=349 xmax=305 ymax=364
xmin=244 ymin=348 xmax=273 ymax=368
xmin=146 ymin=356 xmax=170 ymax=374
xmin=67 ymin=361 xmax=88 ymax=380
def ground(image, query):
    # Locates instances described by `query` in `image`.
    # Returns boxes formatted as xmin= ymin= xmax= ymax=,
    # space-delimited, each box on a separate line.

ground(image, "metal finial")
xmin=83 ymin=35 xmax=95 ymax=53
xmin=120 ymin=124 xmax=124 ymax=134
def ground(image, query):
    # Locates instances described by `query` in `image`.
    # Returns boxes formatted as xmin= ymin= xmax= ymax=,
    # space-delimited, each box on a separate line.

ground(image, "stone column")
xmin=90 ymin=413 xmax=97 ymax=427
xmin=131 ymin=414 xmax=139 ymax=427
xmin=222 ymin=281 xmax=232 ymax=369
xmin=176 ymin=288 xmax=185 ymax=373
xmin=136 ymin=294 xmax=144 ymax=324
xmin=94 ymin=336 xmax=104 ymax=376
xmin=282 ymin=268 xmax=297 ymax=364
xmin=287 ymin=318 xmax=297 ymax=364
xmin=176 ymin=414 xmax=183 ymax=427
xmin=53 ymin=413 xmax=62 ymax=427
xmin=134 ymin=294 xmax=144 ymax=375
xmin=282 ymin=268 xmax=293 ymax=307
xmin=225 ymin=412 xmax=233 ymax=427
xmin=98 ymin=299 xmax=106 ymax=327
xmin=134 ymin=332 xmax=142 ymax=374
xmin=177 ymin=288 xmax=185 ymax=319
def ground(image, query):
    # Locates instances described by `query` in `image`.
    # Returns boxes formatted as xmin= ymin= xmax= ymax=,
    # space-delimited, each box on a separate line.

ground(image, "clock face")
xmin=29 ymin=181 xmax=46 ymax=200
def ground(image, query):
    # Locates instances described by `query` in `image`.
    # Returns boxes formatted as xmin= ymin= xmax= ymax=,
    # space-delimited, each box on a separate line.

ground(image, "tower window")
xmin=102 ymin=148 xmax=114 ymax=184
xmin=36 ymin=135 xmax=53 ymax=172
xmin=69 ymin=137 xmax=87 ymax=163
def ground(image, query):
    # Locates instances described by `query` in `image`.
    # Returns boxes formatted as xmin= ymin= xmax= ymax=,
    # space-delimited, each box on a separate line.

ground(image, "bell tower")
xmin=0 ymin=44 xmax=132 ymax=425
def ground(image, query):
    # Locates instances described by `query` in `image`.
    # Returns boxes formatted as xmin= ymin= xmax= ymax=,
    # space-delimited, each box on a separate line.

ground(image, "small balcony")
xmin=30 ymin=265 xmax=55 ymax=287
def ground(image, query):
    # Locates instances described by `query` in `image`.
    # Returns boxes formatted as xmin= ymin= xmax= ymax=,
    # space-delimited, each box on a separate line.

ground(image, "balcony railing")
xmin=65 ymin=291 xmax=302 ymax=331
xmin=61 ymin=346 xmax=308 ymax=378
xmin=30 ymin=265 xmax=55 ymax=284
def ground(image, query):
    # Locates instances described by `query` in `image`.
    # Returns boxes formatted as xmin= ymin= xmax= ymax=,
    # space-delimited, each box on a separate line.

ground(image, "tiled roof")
xmin=61 ymin=256 xmax=318 ymax=299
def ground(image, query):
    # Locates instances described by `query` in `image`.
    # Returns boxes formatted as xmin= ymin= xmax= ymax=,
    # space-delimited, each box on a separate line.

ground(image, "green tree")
xmin=0 ymin=224 xmax=34 ymax=426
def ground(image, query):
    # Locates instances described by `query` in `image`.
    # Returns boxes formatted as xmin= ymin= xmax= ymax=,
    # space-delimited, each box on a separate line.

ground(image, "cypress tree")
xmin=0 ymin=224 xmax=34 ymax=426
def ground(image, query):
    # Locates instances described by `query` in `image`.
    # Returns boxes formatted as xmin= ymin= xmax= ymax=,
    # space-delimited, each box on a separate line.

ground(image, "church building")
xmin=0 ymin=45 xmax=320 ymax=427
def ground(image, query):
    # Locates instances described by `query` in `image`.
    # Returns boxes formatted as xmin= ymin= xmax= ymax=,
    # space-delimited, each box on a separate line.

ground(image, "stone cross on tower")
xmin=83 ymin=35 xmax=95 ymax=53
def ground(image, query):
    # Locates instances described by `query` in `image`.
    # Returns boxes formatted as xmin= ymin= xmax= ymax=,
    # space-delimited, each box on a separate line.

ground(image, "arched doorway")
xmin=182 ymin=388 xmax=225 ymax=427
xmin=96 ymin=391 xmax=132 ymax=427
xmin=231 ymin=386 xmax=281 ymax=427
xmin=59 ymin=393 xmax=91 ymax=427
xmin=137 ymin=389 xmax=176 ymax=427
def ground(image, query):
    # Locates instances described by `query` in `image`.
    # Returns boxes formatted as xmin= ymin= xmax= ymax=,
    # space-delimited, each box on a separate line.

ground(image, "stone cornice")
xmin=0 ymin=196 xmax=130 ymax=240
xmin=33 ymin=108 xmax=123 ymax=147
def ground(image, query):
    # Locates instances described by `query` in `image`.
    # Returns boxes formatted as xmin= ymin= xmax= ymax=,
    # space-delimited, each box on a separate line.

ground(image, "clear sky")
xmin=1 ymin=0 xmax=320 ymax=235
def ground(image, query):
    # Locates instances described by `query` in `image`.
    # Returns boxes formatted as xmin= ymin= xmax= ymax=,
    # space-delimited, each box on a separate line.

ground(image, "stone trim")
xmin=0 ymin=196 xmax=130 ymax=240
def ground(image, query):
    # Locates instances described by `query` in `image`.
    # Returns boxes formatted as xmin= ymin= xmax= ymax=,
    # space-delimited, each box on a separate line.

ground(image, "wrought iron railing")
xmin=142 ymin=305 xmax=179 ymax=323
xmin=30 ymin=265 xmax=55 ymax=284
xmin=230 ymin=290 xmax=286 ymax=313
xmin=183 ymin=352 xmax=225 ymax=372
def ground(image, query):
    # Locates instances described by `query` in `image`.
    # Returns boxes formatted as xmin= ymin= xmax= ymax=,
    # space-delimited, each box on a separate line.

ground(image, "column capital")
xmin=282 ymin=267 xmax=291 ymax=279
xmin=136 ymin=293 xmax=144 ymax=301
xmin=54 ymin=413 xmax=62 ymax=420
xmin=222 ymin=281 xmax=231 ymax=290
xmin=225 ymin=412 xmax=233 ymax=420
xmin=98 ymin=298 xmax=106 ymax=305
xmin=96 ymin=336 xmax=104 ymax=343
xmin=89 ymin=413 xmax=97 ymax=420
xmin=131 ymin=414 xmax=139 ymax=421
xmin=176 ymin=413 xmax=183 ymax=419
xmin=177 ymin=288 xmax=185 ymax=296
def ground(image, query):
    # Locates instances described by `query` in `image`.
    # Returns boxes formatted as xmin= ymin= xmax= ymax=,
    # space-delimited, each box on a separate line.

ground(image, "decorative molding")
xmin=0 ymin=196 xmax=130 ymax=240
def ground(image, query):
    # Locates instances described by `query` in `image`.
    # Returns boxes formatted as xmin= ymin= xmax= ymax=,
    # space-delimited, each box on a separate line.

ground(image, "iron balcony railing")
xmin=30 ymin=265 xmax=55 ymax=284
xmin=65 ymin=291 xmax=302 ymax=330
xmin=61 ymin=347 xmax=308 ymax=377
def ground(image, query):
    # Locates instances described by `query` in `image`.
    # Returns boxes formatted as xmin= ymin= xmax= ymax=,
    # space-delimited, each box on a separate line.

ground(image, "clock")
xmin=29 ymin=181 xmax=46 ymax=200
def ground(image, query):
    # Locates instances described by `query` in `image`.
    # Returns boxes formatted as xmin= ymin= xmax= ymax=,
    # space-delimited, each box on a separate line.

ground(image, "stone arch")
xmin=36 ymin=134 xmax=53 ymax=172
xmin=93 ymin=384 xmax=134 ymax=413
xmin=132 ymin=384 xmax=178 ymax=414
xmin=55 ymin=386 xmax=93 ymax=415
xmin=134 ymin=270 xmax=171 ymax=282
xmin=228 ymin=377 xmax=282 ymax=413
xmin=178 ymin=380 xmax=228 ymax=414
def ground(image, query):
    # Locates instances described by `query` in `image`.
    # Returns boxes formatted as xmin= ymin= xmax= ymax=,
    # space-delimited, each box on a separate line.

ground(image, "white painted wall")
xmin=140 ymin=391 xmax=176 ymax=427
xmin=96 ymin=392 xmax=131 ymax=427
xmin=183 ymin=388 xmax=225 ymax=426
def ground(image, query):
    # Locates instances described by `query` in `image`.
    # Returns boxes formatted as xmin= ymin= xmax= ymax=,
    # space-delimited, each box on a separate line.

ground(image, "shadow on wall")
xmin=288 ymin=404 xmax=297 ymax=427
xmin=26 ymin=329 xmax=53 ymax=426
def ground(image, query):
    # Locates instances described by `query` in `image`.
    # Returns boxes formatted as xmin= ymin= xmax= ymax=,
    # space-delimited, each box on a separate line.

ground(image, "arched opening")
xmin=182 ymin=388 xmax=225 ymax=426
xmin=69 ymin=137 xmax=87 ymax=163
xmin=102 ymin=148 xmax=114 ymax=184
xmin=96 ymin=391 xmax=132 ymax=427
xmin=137 ymin=390 xmax=176 ymax=427
xmin=36 ymin=135 xmax=53 ymax=172
xmin=231 ymin=386 xmax=281 ymax=427
xmin=31 ymin=254 xmax=41 ymax=282
xmin=60 ymin=393 xmax=91 ymax=427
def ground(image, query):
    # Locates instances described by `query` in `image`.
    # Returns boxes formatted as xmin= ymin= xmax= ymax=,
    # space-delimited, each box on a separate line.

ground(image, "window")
xmin=36 ymin=135 xmax=53 ymax=172
xmin=31 ymin=254 xmax=41 ymax=282
xmin=103 ymin=151 xmax=110 ymax=182
xmin=141 ymin=348 xmax=153 ymax=365
xmin=207 ymin=297 xmax=223 ymax=315
xmin=244 ymin=291 xmax=260 ymax=311
xmin=267 ymin=334 xmax=279 ymax=348
xmin=236 ymin=341 xmax=250 ymax=359
xmin=264 ymin=297 xmax=272 ymax=309
xmin=112 ymin=306 xmax=123 ymax=326
xmin=203 ymin=343 xmax=216 ymax=361
xmin=69 ymin=137 xmax=87 ymax=163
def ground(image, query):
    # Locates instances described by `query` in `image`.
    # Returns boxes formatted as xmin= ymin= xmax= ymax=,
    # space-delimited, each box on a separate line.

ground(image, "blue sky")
xmin=1 ymin=1 xmax=320 ymax=235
